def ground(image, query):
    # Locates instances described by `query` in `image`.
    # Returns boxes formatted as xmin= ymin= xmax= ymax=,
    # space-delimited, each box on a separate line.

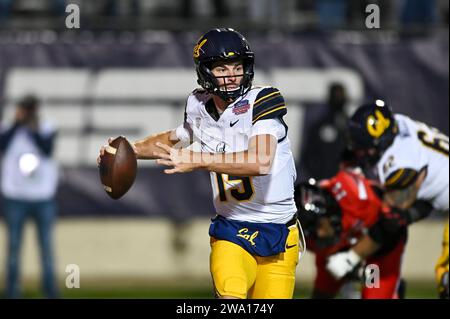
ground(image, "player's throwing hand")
xmin=154 ymin=142 xmax=198 ymax=174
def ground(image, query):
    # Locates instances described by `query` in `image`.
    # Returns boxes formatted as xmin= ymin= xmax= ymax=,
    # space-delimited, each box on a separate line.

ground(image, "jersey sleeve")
xmin=377 ymin=145 xmax=426 ymax=189
xmin=249 ymin=118 xmax=286 ymax=141
xmin=252 ymin=87 xmax=287 ymax=124
xmin=175 ymin=96 xmax=194 ymax=144
xmin=384 ymin=168 xmax=423 ymax=190
xmin=175 ymin=123 xmax=191 ymax=144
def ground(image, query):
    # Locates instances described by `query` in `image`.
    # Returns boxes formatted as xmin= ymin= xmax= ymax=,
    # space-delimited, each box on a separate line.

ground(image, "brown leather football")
xmin=99 ymin=136 xmax=137 ymax=199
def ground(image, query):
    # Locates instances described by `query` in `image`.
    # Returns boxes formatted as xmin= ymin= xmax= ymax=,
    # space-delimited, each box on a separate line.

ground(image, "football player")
xmin=98 ymin=28 xmax=303 ymax=299
xmin=326 ymin=101 xmax=449 ymax=295
xmin=296 ymin=168 xmax=432 ymax=298
xmin=436 ymin=221 xmax=449 ymax=299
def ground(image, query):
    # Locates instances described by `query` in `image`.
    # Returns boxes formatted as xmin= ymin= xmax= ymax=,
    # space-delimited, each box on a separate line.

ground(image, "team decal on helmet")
xmin=347 ymin=100 xmax=398 ymax=167
xmin=193 ymin=38 xmax=207 ymax=59
xmin=367 ymin=110 xmax=391 ymax=138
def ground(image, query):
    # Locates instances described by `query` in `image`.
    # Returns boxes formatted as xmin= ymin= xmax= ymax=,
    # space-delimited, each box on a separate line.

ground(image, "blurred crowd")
xmin=0 ymin=0 xmax=448 ymax=29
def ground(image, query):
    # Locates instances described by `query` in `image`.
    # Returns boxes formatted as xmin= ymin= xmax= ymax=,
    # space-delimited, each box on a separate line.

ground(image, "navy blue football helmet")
xmin=347 ymin=100 xmax=398 ymax=166
xmin=193 ymin=28 xmax=255 ymax=102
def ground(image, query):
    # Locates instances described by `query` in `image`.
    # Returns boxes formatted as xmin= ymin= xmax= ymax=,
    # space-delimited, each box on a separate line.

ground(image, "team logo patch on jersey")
xmin=216 ymin=142 xmax=226 ymax=153
xmin=232 ymin=100 xmax=250 ymax=115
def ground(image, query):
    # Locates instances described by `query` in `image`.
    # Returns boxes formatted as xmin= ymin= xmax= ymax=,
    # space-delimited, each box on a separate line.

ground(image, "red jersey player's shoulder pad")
xmin=252 ymin=87 xmax=287 ymax=124
xmin=384 ymin=168 xmax=422 ymax=190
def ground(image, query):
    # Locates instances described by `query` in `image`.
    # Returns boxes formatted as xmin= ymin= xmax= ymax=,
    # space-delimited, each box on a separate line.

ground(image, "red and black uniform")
xmin=308 ymin=169 xmax=407 ymax=299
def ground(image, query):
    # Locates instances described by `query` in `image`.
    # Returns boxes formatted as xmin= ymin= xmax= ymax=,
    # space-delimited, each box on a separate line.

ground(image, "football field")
xmin=20 ymin=281 xmax=438 ymax=299
xmin=0 ymin=1 xmax=448 ymax=304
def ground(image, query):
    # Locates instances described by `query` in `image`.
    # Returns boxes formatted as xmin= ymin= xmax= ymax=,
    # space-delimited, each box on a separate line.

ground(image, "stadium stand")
xmin=1 ymin=67 xmax=364 ymax=168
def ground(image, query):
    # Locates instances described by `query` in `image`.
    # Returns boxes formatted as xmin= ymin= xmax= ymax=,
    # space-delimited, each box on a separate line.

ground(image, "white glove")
xmin=326 ymin=250 xmax=362 ymax=280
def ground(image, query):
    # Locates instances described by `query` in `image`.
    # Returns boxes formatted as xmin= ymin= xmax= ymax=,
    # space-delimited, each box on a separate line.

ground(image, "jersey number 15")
xmin=216 ymin=174 xmax=254 ymax=202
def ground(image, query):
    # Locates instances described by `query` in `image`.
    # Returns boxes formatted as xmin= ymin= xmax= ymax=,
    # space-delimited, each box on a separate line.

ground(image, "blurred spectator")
xmin=299 ymin=83 xmax=349 ymax=181
xmin=296 ymin=0 xmax=315 ymax=11
xmin=101 ymin=0 xmax=141 ymax=17
xmin=440 ymin=0 xmax=449 ymax=25
xmin=212 ymin=0 xmax=229 ymax=18
xmin=316 ymin=0 xmax=347 ymax=29
xmin=52 ymin=0 xmax=66 ymax=16
xmin=0 ymin=0 xmax=67 ymax=21
xmin=400 ymin=0 xmax=438 ymax=27
xmin=0 ymin=0 xmax=12 ymax=22
xmin=180 ymin=0 xmax=229 ymax=19
xmin=248 ymin=0 xmax=283 ymax=26
xmin=0 ymin=95 xmax=59 ymax=299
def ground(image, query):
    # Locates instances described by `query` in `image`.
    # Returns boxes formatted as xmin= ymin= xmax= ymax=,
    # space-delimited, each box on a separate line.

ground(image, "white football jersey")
xmin=177 ymin=86 xmax=297 ymax=224
xmin=376 ymin=114 xmax=449 ymax=211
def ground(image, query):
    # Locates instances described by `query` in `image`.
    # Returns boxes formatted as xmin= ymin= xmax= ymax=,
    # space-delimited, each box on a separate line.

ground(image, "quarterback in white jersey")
xmin=99 ymin=28 xmax=302 ymax=299
xmin=181 ymin=86 xmax=297 ymax=224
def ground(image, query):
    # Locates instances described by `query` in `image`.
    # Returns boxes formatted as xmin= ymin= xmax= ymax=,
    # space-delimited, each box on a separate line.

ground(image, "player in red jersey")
xmin=296 ymin=167 xmax=432 ymax=298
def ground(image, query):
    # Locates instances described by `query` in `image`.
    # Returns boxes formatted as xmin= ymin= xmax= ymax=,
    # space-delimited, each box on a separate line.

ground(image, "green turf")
xmin=14 ymin=281 xmax=438 ymax=299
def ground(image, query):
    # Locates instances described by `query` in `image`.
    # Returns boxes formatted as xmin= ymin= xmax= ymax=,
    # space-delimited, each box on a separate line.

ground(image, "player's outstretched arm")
xmin=199 ymin=134 xmax=277 ymax=176
xmin=154 ymin=134 xmax=277 ymax=176
xmin=97 ymin=130 xmax=181 ymax=165
xmin=132 ymin=130 xmax=180 ymax=160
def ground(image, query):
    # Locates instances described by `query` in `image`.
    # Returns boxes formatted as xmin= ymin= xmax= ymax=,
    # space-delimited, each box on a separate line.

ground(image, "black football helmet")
xmin=193 ymin=28 xmax=255 ymax=102
xmin=347 ymin=100 xmax=398 ymax=167
xmin=295 ymin=180 xmax=342 ymax=247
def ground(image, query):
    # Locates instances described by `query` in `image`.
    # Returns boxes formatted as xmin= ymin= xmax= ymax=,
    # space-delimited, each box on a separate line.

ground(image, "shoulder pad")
xmin=252 ymin=87 xmax=286 ymax=124
xmin=192 ymin=88 xmax=208 ymax=95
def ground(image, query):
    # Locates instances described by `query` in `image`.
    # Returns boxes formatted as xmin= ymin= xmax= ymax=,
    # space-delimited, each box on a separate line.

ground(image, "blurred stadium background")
xmin=0 ymin=0 xmax=448 ymax=298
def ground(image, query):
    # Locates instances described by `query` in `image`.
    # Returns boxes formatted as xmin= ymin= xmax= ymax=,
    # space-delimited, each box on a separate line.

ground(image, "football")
xmin=99 ymin=136 xmax=137 ymax=199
